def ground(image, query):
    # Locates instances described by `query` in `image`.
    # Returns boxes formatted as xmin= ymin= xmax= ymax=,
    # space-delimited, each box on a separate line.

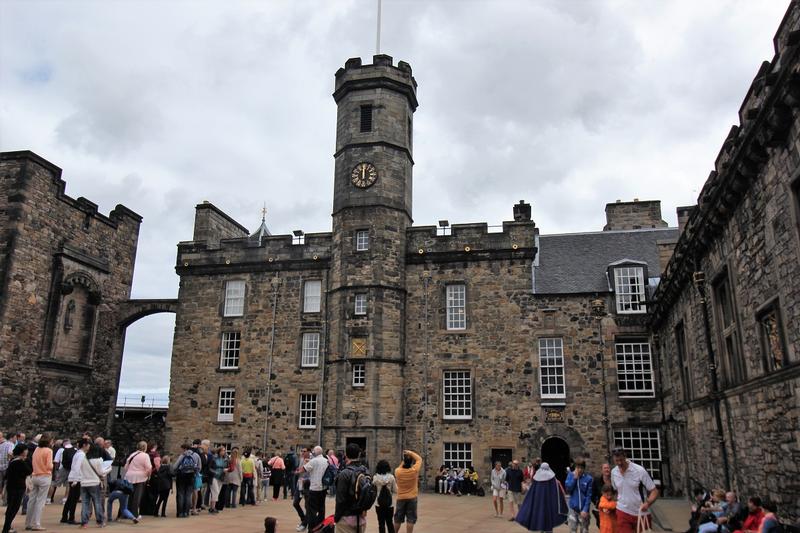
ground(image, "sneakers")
xmin=296 ymin=524 xmax=307 ymax=531
xmin=133 ymin=517 xmax=139 ymax=524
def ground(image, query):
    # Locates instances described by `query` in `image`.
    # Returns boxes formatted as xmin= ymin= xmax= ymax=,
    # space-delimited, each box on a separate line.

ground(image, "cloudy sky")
xmin=0 ymin=0 xmax=789 ymax=401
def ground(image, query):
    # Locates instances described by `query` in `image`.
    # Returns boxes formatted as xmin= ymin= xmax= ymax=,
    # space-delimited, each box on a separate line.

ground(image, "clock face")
xmin=350 ymin=162 xmax=378 ymax=189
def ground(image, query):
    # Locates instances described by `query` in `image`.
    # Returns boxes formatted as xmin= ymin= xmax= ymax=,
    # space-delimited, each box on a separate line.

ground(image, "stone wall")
xmin=110 ymin=407 xmax=167 ymax=461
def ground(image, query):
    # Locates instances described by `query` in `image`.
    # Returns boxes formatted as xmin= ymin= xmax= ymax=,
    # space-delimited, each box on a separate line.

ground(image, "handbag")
xmin=637 ymin=512 xmax=654 ymax=533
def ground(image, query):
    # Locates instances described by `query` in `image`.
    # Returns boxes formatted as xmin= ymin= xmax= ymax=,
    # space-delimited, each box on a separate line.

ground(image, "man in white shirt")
xmin=304 ymin=446 xmax=330 ymax=532
xmin=610 ymin=448 xmax=659 ymax=533
xmin=60 ymin=438 xmax=89 ymax=524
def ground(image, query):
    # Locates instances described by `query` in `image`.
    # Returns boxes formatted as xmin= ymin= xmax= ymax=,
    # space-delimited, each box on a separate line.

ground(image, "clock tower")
xmin=325 ymin=55 xmax=418 ymax=460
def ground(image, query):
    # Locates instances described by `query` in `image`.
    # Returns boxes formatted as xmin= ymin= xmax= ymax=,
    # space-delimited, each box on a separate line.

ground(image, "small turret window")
xmin=360 ymin=105 xmax=373 ymax=132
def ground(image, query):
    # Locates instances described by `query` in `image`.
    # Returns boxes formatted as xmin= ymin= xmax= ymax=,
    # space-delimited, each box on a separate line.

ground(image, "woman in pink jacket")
xmin=124 ymin=441 xmax=152 ymax=519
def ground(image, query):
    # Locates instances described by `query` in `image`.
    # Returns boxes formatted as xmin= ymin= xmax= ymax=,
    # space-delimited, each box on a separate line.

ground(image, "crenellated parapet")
xmin=406 ymin=220 xmax=537 ymax=264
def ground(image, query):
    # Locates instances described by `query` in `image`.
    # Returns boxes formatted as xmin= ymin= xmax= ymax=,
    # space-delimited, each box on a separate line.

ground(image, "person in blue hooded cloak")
xmin=515 ymin=462 xmax=568 ymax=532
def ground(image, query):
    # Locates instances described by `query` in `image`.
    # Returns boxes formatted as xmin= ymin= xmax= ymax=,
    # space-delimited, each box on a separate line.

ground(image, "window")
xmin=539 ymin=338 xmax=565 ymax=400
xmin=303 ymin=280 xmax=321 ymax=313
xmin=713 ymin=274 xmax=745 ymax=386
xmin=674 ymin=323 xmax=693 ymax=402
xmin=217 ymin=388 xmax=235 ymax=422
xmin=443 ymin=442 xmax=472 ymax=469
xmin=407 ymin=117 xmax=412 ymax=148
xmin=443 ymin=370 xmax=472 ymax=420
xmin=354 ymin=294 xmax=367 ymax=315
xmin=613 ymin=428 xmax=662 ymax=484
xmin=213 ymin=442 xmax=232 ymax=453
xmin=223 ymin=280 xmax=245 ymax=317
xmin=614 ymin=267 xmax=646 ymax=314
xmin=757 ymin=303 xmax=787 ymax=371
xmin=356 ymin=230 xmax=369 ymax=251
xmin=360 ymin=105 xmax=373 ymax=132
xmin=220 ymin=331 xmax=241 ymax=369
xmin=615 ymin=341 xmax=655 ymax=398
xmin=299 ymin=394 xmax=317 ymax=428
xmin=446 ymin=284 xmax=466 ymax=330
xmin=301 ymin=332 xmax=320 ymax=367
xmin=352 ymin=363 xmax=365 ymax=387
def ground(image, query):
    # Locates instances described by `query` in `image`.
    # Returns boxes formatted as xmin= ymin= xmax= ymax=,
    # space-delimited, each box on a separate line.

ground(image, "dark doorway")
xmin=541 ymin=437 xmax=570 ymax=483
xmin=346 ymin=437 xmax=368 ymax=465
xmin=491 ymin=448 xmax=513 ymax=468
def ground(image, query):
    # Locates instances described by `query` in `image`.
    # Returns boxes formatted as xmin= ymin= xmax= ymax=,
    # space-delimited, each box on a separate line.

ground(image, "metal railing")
xmin=116 ymin=394 xmax=169 ymax=409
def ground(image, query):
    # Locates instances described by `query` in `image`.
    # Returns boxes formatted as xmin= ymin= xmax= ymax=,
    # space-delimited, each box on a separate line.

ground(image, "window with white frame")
xmin=539 ymin=338 xmax=566 ymax=399
xmin=614 ymin=267 xmax=646 ymax=314
xmin=443 ymin=370 xmax=472 ymax=419
xmin=354 ymin=293 xmax=367 ymax=315
xmin=303 ymin=280 xmax=321 ymax=313
xmin=443 ymin=442 xmax=473 ymax=469
xmin=220 ymin=331 xmax=241 ymax=369
xmin=301 ymin=332 xmax=320 ymax=367
xmin=356 ymin=230 xmax=369 ymax=251
xmin=615 ymin=341 xmax=655 ymax=397
xmin=223 ymin=280 xmax=245 ymax=317
xmin=217 ymin=388 xmax=235 ymax=422
xmin=446 ymin=284 xmax=466 ymax=330
xmin=299 ymin=393 xmax=317 ymax=428
xmin=613 ymin=428 xmax=662 ymax=484
xmin=352 ymin=363 xmax=365 ymax=387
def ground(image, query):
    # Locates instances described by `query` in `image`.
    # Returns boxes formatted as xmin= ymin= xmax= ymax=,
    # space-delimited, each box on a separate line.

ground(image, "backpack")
xmin=476 ymin=486 xmax=486 ymax=497
xmin=61 ymin=447 xmax=76 ymax=471
xmin=353 ymin=472 xmax=377 ymax=513
xmin=285 ymin=453 xmax=298 ymax=472
xmin=322 ymin=462 xmax=338 ymax=487
xmin=177 ymin=454 xmax=196 ymax=477
xmin=114 ymin=478 xmax=134 ymax=494
xmin=377 ymin=484 xmax=392 ymax=508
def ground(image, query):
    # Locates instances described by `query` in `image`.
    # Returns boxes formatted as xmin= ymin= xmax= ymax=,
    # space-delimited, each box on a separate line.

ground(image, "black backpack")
xmin=61 ymin=447 xmax=76 ymax=471
xmin=353 ymin=472 xmax=377 ymax=513
xmin=322 ymin=462 xmax=338 ymax=487
xmin=377 ymin=484 xmax=392 ymax=508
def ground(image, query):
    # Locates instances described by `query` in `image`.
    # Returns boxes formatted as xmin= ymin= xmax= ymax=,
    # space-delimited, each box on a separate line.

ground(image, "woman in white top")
xmin=373 ymin=459 xmax=398 ymax=533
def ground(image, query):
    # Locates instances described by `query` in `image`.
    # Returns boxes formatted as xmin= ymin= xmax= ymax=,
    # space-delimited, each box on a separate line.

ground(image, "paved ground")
xmin=9 ymin=493 xmax=689 ymax=533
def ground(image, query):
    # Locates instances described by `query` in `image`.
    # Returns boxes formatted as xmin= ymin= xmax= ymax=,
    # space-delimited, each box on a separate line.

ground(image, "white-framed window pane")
xmin=443 ymin=442 xmax=472 ymax=469
xmin=356 ymin=230 xmax=369 ymax=251
xmin=443 ymin=370 xmax=472 ymax=420
xmin=613 ymin=428 xmax=662 ymax=485
xmin=446 ymin=284 xmax=466 ymax=330
xmin=354 ymin=294 xmax=367 ymax=315
xmin=352 ymin=363 xmax=365 ymax=387
xmin=539 ymin=337 xmax=566 ymax=399
xmin=299 ymin=393 xmax=317 ymax=428
xmin=220 ymin=331 xmax=241 ymax=369
xmin=301 ymin=332 xmax=320 ymax=367
xmin=218 ymin=388 xmax=235 ymax=422
xmin=303 ymin=280 xmax=321 ymax=313
xmin=615 ymin=267 xmax=646 ymax=314
xmin=615 ymin=341 xmax=655 ymax=397
xmin=223 ymin=280 xmax=245 ymax=317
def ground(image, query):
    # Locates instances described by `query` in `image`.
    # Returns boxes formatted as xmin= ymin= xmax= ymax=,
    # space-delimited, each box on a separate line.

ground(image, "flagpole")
xmin=376 ymin=0 xmax=382 ymax=55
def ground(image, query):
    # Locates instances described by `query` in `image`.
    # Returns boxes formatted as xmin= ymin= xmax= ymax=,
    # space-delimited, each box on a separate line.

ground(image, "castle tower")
xmin=324 ymin=55 xmax=418 ymax=461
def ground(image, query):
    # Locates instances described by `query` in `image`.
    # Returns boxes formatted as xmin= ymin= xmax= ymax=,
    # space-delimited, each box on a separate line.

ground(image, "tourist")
xmin=46 ymin=438 xmax=62 ymax=504
xmin=19 ymin=433 xmax=35 ymax=516
xmin=393 ymin=449 xmax=422 ymax=533
xmin=3 ymin=444 xmax=31 ymax=533
xmin=598 ymin=484 xmax=617 ymax=533
xmin=592 ymin=463 xmax=613 ymax=528
xmin=61 ymin=438 xmax=88 ymax=525
xmin=107 ymin=477 xmax=139 ymax=524
xmin=124 ymin=441 xmax=152 ymax=520
xmin=515 ymin=462 xmax=568 ymax=532
xmin=51 ymin=438 xmax=74 ymax=505
xmin=733 ymin=497 xmax=764 ymax=533
xmin=491 ymin=461 xmax=507 ymax=518
xmin=173 ymin=443 xmax=200 ymax=518
xmin=758 ymin=501 xmax=780 ymax=533
xmin=284 ymin=448 xmax=299 ymax=499
xmin=373 ymin=459 xmax=398 ymax=533
xmin=610 ymin=448 xmax=658 ymax=533
xmin=334 ymin=443 xmax=369 ymax=533
xmin=714 ymin=492 xmax=744 ymax=533
xmin=304 ymin=446 xmax=330 ymax=531
xmin=104 ymin=440 xmax=116 ymax=461
xmin=225 ymin=447 xmax=242 ymax=508
xmin=465 ymin=466 xmax=479 ymax=495
xmin=506 ymin=460 xmax=524 ymax=520
xmin=190 ymin=439 xmax=207 ymax=513
xmin=154 ymin=453 xmax=173 ymax=517
xmin=292 ymin=447 xmax=311 ymax=531
xmin=209 ymin=446 xmax=228 ymax=514
xmin=267 ymin=452 xmax=285 ymax=501
xmin=202 ymin=440 xmax=215 ymax=509
xmin=0 ymin=432 xmax=17 ymax=508
xmin=327 ymin=449 xmax=339 ymax=498
xmin=260 ymin=456 xmax=271 ymax=502
xmin=566 ymin=459 xmax=593 ymax=533
xmin=240 ymin=448 xmax=257 ymax=506
xmin=24 ymin=434 xmax=52 ymax=531
xmin=435 ymin=465 xmax=447 ymax=494
xmin=80 ymin=440 xmax=111 ymax=527
xmin=254 ymin=451 xmax=264 ymax=502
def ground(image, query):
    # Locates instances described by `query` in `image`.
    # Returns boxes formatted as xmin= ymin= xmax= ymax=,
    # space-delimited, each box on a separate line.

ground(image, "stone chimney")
xmin=676 ymin=205 xmax=696 ymax=233
xmin=193 ymin=201 xmax=249 ymax=248
xmin=513 ymin=200 xmax=532 ymax=222
xmin=603 ymin=199 xmax=668 ymax=231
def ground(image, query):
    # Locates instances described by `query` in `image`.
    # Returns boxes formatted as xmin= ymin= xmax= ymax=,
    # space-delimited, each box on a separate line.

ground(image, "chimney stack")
xmin=603 ymin=199 xmax=668 ymax=231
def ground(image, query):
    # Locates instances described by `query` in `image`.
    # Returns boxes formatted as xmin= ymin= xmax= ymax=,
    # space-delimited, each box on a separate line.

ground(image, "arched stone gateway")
xmin=117 ymin=299 xmax=178 ymax=329
xmin=527 ymin=426 xmax=588 ymax=482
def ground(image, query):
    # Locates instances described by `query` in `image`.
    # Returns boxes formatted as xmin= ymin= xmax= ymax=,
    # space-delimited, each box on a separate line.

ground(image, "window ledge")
xmin=213 ymin=421 xmax=235 ymax=426
xmin=541 ymin=401 xmax=566 ymax=407
xmin=216 ymin=368 xmax=241 ymax=373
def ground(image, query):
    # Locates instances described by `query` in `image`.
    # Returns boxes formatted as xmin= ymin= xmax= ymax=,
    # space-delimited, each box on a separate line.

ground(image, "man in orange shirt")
xmin=393 ymin=449 xmax=422 ymax=533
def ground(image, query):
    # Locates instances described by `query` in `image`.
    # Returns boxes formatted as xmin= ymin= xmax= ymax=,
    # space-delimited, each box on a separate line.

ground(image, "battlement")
xmin=333 ymin=54 xmax=418 ymax=110
xmin=406 ymin=220 xmax=537 ymax=264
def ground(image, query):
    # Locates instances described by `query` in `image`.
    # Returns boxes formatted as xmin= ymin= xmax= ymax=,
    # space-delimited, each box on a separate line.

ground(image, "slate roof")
xmin=533 ymin=227 xmax=679 ymax=294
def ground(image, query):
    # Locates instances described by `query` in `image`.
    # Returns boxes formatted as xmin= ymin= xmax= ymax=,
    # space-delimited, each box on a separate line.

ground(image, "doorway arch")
xmin=541 ymin=436 xmax=571 ymax=483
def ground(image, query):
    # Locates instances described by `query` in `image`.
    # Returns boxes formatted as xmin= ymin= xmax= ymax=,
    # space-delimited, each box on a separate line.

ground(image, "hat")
xmin=533 ymin=462 xmax=556 ymax=482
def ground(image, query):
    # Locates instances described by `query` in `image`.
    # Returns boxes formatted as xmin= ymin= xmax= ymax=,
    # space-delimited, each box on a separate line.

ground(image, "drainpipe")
xmin=592 ymin=299 xmax=612 ymax=459
xmin=317 ymin=273 xmax=329 ymax=446
xmin=262 ymin=278 xmax=280 ymax=452
xmin=421 ymin=276 xmax=431 ymax=490
xmin=692 ymin=270 xmax=731 ymax=489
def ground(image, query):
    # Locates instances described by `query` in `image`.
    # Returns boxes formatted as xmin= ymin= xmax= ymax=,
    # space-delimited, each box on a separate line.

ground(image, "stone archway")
xmin=541 ymin=436 xmax=571 ymax=483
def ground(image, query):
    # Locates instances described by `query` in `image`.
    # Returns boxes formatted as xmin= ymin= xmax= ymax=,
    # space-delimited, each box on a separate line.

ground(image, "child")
xmin=598 ymin=484 xmax=617 ymax=533
xmin=154 ymin=454 xmax=173 ymax=517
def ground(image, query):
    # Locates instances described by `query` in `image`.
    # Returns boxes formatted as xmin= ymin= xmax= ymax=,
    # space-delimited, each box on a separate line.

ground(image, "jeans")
xmin=61 ymin=482 xmax=81 ymax=522
xmin=81 ymin=485 xmax=104 ymax=525
xmin=261 ymin=478 xmax=270 ymax=500
xmin=25 ymin=475 xmax=51 ymax=528
xmin=3 ymin=488 xmax=24 ymax=533
xmin=176 ymin=478 xmax=194 ymax=517
xmin=155 ymin=490 xmax=170 ymax=516
xmin=307 ymin=489 xmax=326 ymax=530
xmin=128 ymin=482 xmax=145 ymax=517
xmin=292 ymin=483 xmax=307 ymax=526
xmin=376 ymin=505 xmax=395 ymax=533
xmin=568 ymin=508 xmax=590 ymax=533
xmin=107 ymin=490 xmax=136 ymax=521
xmin=240 ymin=476 xmax=255 ymax=505
xmin=226 ymin=484 xmax=239 ymax=508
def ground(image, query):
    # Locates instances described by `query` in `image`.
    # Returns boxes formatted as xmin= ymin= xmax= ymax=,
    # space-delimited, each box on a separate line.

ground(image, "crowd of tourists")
xmin=687 ymin=489 xmax=784 ymax=533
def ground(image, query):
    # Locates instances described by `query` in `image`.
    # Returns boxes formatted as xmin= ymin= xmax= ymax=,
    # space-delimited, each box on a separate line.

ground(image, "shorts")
xmin=506 ymin=491 xmax=522 ymax=505
xmin=394 ymin=498 xmax=418 ymax=524
xmin=492 ymin=488 xmax=507 ymax=498
xmin=55 ymin=468 xmax=70 ymax=486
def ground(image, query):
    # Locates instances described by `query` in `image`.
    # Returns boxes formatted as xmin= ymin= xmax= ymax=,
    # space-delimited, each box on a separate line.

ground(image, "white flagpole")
xmin=376 ymin=0 xmax=382 ymax=55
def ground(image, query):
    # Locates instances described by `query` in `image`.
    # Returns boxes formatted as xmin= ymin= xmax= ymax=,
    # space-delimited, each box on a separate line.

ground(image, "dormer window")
xmin=613 ymin=265 xmax=646 ymax=314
